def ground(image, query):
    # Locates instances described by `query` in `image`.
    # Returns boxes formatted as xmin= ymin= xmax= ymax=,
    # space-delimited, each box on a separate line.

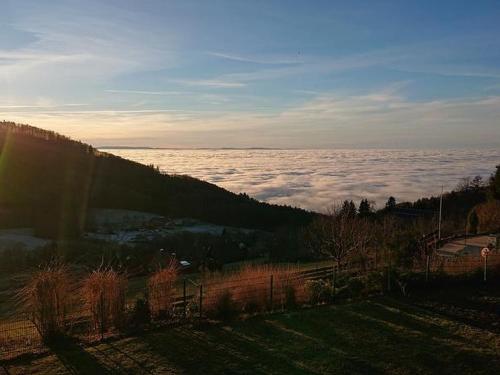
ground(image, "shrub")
xmin=17 ymin=264 xmax=72 ymax=342
xmin=364 ymin=271 xmax=384 ymax=295
xmin=474 ymin=200 xmax=500 ymax=233
xmin=336 ymin=277 xmax=364 ymax=299
xmin=306 ymin=279 xmax=334 ymax=305
xmin=210 ymin=290 xmax=238 ymax=321
xmin=82 ymin=269 xmax=127 ymax=336
xmin=148 ymin=260 xmax=178 ymax=319
xmin=130 ymin=298 xmax=151 ymax=329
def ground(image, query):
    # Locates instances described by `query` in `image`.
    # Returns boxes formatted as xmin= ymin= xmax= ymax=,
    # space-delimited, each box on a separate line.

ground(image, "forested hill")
xmin=0 ymin=122 xmax=315 ymax=238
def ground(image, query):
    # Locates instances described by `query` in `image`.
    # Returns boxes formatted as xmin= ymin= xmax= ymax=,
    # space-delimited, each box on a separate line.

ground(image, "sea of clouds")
xmin=106 ymin=149 xmax=500 ymax=213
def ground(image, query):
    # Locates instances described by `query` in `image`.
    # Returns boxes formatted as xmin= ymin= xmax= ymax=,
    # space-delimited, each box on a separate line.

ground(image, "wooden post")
xmin=484 ymin=256 xmax=487 ymax=282
xmin=269 ymin=274 xmax=274 ymax=311
xmin=332 ymin=263 xmax=336 ymax=296
xmin=183 ymin=279 xmax=187 ymax=319
xmin=100 ymin=291 xmax=105 ymax=340
xmin=199 ymin=284 xmax=203 ymax=319
xmin=387 ymin=249 xmax=392 ymax=292
xmin=425 ymin=255 xmax=430 ymax=283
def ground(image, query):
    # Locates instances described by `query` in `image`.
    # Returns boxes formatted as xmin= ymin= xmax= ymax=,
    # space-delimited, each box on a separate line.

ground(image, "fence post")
xmin=183 ymin=279 xmax=187 ymax=319
xmin=199 ymin=284 xmax=203 ymax=319
xmin=100 ymin=291 xmax=105 ymax=340
xmin=269 ymin=274 xmax=274 ymax=311
xmin=425 ymin=255 xmax=430 ymax=283
xmin=332 ymin=263 xmax=336 ymax=296
xmin=484 ymin=255 xmax=488 ymax=282
xmin=387 ymin=266 xmax=391 ymax=293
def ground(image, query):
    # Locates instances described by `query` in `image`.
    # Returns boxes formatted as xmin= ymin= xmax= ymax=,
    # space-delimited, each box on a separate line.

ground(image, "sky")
xmin=1 ymin=0 xmax=500 ymax=148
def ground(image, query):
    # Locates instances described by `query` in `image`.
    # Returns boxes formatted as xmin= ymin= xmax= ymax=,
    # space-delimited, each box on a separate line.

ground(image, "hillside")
xmin=0 ymin=122 xmax=314 ymax=239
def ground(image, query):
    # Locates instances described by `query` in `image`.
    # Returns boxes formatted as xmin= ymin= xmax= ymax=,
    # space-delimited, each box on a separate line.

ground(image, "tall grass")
xmin=17 ymin=264 xmax=72 ymax=341
xmin=148 ymin=260 xmax=178 ymax=319
xmin=202 ymin=265 xmax=305 ymax=318
xmin=82 ymin=269 xmax=127 ymax=336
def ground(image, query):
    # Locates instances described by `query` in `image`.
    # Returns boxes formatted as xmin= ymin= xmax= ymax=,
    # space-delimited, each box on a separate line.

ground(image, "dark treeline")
xmin=0 ymin=122 xmax=314 ymax=239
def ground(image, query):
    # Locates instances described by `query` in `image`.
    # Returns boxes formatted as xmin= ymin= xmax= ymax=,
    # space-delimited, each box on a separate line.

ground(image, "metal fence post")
xmin=387 ymin=266 xmax=391 ymax=293
xmin=484 ymin=256 xmax=487 ymax=282
xmin=332 ymin=263 xmax=336 ymax=296
xmin=425 ymin=255 xmax=430 ymax=283
xmin=199 ymin=284 xmax=203 ymax=319
xmin=269 ymin=274 xmax=274 ymax=311
xmin=387 ymin=249 xmax=392 ymax=292
xmin=183 ymin=279 xmax=187 ymax=319
xmin=100 ymin=291 xmax=105 ymax=340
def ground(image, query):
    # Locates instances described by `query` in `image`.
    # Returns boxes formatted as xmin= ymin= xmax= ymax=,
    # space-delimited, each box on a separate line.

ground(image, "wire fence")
xmin=1 ymin=254 xmax=499 ymax=361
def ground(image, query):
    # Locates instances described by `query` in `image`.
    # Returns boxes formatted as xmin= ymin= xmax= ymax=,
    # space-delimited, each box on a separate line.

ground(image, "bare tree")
xmin=306 ymin=204 xmax=371 ymax=270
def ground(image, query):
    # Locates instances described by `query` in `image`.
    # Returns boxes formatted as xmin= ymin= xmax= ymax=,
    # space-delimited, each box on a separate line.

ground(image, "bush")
xmin=130 ymin=298 xmax=151 ymax=329
xmin=364 ymin=271 xmax=384 ymax=295
xmin=148 ymin=260 xmax=178 ymax=319
xmin=210 ymin=290 xmax=238 ymax=321
xmin=17 ymin=264 xmax=72 ymax=342
xmin=306 ymin=279 xmax=334 ymax=305
xmin=82 ymin=269 xmax=127 ymax=336
xmin=474 ymin=200 xmax=500 ymax=233
xmin=336 ymin=278 xmax=364 ymax=299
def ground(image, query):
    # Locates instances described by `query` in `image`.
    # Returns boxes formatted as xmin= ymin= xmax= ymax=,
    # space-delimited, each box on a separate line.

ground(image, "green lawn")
xmin=4 ymin=291 xmax=499 ymax=375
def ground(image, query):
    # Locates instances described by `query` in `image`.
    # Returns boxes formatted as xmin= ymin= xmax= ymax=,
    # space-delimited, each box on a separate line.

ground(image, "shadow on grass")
xmin=7 ymin=293 xmax=499 ymax=374
xmin=112 ymin=296 xmax=500 ymax=374
xmin=139 ymin=325 xmax=311 ymax=374
xmin=135 ymin=316 xmax=385 ymax=374
xmin=47 ymin=336 xmax=113 ymax=374
xmin=409 ymin=285 xmax=500 ymax=334
xmin=268 ymin=299 xmax=500 ymax=374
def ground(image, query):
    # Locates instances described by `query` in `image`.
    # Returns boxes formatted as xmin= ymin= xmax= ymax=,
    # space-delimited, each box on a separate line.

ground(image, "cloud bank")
xmin=106 ymin=148 xmax=500 ymax=213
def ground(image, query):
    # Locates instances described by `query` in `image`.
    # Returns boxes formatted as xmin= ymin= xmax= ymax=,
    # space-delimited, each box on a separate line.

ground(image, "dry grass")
xmin=16 ymin=264 xmax=72 ymax=341
xmin=82 ymin=269 xmax=127 ymax=336
xmin=434 ymin=254 xmax=500 ymax=275
xmin=202 ymin=265 xmax=306 ymax=316
xmin=148 ymin=260 xmax=178 ymax=319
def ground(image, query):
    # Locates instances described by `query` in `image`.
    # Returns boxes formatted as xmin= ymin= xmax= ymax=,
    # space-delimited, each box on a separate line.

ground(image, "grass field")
xmin=3 ymin=285 xmax=499 ymax=375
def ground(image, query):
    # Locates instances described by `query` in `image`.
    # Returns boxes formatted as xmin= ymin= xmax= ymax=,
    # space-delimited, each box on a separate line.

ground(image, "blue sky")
xmin=1 ymin=0 xmax=500 ymax=148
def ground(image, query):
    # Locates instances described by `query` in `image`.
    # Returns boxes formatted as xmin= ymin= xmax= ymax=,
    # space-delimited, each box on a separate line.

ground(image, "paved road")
xmin=437 ymin=235 xmax=497 ymax=257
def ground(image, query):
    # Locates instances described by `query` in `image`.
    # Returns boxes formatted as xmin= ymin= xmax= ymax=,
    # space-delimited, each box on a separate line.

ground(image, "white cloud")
xmin=175 ymin=79 xmax=246 ymax=88
xmin=104 ymin=90 xmax=191 ymax=96
xmin=106 ymin=148 xmax=500 ymax=212
xmin=3 ymin=86 xmax=500 ymax=148
xmin=0 ymin=3 xmax=179 ymax=95
xmin=207 ymin=51 xmax=303 ymax=65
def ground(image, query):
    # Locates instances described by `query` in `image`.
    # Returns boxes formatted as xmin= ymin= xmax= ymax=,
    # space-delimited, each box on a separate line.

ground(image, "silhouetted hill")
xmin=0 ymin=122 xmax=315 ymax=239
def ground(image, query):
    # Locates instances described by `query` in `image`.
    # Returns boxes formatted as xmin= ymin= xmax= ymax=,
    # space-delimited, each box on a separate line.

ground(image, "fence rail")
xmin=1 ymin=254 xmax=499 ymax=360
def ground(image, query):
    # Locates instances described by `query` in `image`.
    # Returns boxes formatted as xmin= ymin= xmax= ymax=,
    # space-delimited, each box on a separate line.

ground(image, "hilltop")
xmin=0 ymin=122 xmax=314 ymax=239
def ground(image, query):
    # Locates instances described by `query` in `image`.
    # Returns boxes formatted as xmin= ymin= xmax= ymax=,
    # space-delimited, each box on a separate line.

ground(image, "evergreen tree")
xmin=385 ymin=196 xmax=396 ymax=211
xmin=341 ymin=200 xmax=357 ymax=217
xmin=358 ymin=199 xmax=372 ymax=217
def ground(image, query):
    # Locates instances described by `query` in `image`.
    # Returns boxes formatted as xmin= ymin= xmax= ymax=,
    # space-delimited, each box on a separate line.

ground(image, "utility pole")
xmin=438 ymin=185 xmax=443 ymax=241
